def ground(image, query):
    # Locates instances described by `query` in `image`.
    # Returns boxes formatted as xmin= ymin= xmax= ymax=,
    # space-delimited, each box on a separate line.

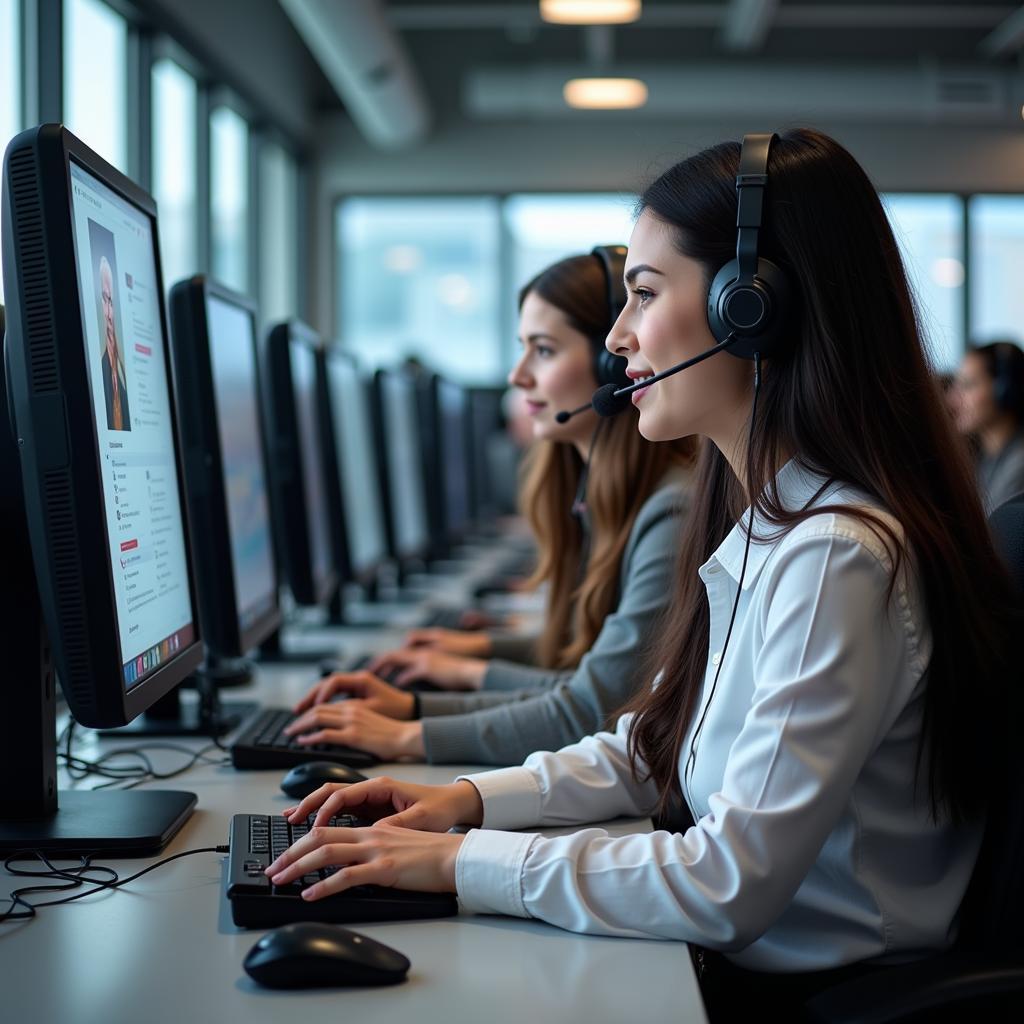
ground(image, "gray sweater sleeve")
xmin=420 ymin=483 xmax=687 ymax=765
xmin=416 ymin=684 xmax=554 ymax=716
xmin=486 ymin=633 xmax=539 ymax=667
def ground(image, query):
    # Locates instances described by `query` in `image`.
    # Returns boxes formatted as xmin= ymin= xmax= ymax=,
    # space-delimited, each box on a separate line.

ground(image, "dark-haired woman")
xmin=264 ymin=130 xmax=1018 ymax=1012
xmin=283 ymin=252 xmax=695 ymax=765
xmin=954 ymin=340 xmax=1024 ymax=510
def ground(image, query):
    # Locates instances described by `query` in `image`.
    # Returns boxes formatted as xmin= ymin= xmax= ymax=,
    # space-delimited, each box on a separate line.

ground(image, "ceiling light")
xmin=563 ymin=77 xmax=648 ymax=109
xmin=540 ymin=1 xmax=641 ymax=26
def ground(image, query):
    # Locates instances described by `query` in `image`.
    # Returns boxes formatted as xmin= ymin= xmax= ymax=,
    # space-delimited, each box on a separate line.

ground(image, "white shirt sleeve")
xmin=455 ymin=529 xmax=923 ymax=947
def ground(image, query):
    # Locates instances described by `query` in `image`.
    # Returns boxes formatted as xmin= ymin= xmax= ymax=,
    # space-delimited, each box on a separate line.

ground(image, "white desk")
xmin=0 ymin=644 xmax=707 ymax=1024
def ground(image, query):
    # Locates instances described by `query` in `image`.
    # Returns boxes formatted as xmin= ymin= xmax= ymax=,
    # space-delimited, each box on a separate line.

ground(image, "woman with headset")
xmin=266 ymin=130 xmax=1018 ymax=1013
xmin=953 ymin=340 xmax=1024 ymax=511
xmin=284 ymin=250 xmax=696 ymax=765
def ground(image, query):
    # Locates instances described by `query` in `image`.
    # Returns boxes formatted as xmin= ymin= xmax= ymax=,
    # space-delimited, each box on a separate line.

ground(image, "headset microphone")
xmin=555 ymin=333 xmax=738 ymax=423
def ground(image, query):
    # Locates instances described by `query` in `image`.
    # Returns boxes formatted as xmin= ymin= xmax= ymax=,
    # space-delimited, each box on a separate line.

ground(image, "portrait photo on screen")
xmin=89 ymin=218 xmax=132 ymax=432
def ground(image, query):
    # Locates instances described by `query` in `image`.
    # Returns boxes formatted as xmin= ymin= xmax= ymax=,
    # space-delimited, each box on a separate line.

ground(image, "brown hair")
xmin=517 ymin=254 xmax=696 ymax=669
xmin=621 ymin=129 xmax=1019 ymax=825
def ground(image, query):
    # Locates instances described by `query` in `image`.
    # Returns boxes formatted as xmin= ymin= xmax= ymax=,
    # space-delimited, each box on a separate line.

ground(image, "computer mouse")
xmin=243 ymin=922 xmax=410 ymax=989
xmin=280 ymin=761 xmax=369 ymax=798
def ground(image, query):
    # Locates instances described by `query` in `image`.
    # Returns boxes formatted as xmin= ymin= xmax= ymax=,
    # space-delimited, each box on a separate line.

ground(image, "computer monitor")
xmin=372 ymin=368 xmax=431 ymax=568
xmin=168 ymin=276 xmax=281 ymax=664
xmin=0 ymin=124 xmax=201 ymax=853
xmin=264 ymin=321 xmax=337 ymax=607
xmin=321 ymin=348 xmax=388 ymax=589
xmin=434 ymin=376 xmax=473 ymax=547
xmin=467 ymin=386 xmax=506 ymax=525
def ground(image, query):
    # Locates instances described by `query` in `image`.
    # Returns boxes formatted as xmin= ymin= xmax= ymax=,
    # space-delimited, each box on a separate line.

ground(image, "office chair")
xmin=803 ymin=492 xmax=1024 ymax=1023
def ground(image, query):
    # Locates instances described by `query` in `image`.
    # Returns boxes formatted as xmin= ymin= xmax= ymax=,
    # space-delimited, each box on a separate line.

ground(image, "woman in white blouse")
xmin=265 ymin=129 xmax=1018 ymax=1014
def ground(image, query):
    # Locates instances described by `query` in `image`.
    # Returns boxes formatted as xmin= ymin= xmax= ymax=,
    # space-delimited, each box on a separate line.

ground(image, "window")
xmin=968 ymin=195 xmax=1024 ymax=348
xmin=210 ymin=105 xmax=249 ymax=294
xmin=1 ymin=0 xmax=20 ymax=304
xmin=63 ymin=0 xmax=127 ymax=171
xmin=336 ymin=198 xmax=502 ymax=382
xmin=259 ymin=141 xmax=299 ymax=323
xmin=881 ymin=193 xmax=965 ymax=371
xmin=152 ymin=58 xmax=197 ymax=288
xmin=504 ymin=192 xmax=636 ymax=363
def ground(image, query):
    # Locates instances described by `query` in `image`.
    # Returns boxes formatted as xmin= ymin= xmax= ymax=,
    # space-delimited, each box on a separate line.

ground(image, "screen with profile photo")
xmin=206 ymin=294 xmax=277 ymax=631
xmin=69 ymin=160 xmax=196 ymax=691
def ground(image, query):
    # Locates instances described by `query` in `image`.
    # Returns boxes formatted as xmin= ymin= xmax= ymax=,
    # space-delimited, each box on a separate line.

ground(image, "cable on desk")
xmin=58 ymin=720 xmax=232 ymax=790
xmin=1 ymin=845 xmax=230 ymax=924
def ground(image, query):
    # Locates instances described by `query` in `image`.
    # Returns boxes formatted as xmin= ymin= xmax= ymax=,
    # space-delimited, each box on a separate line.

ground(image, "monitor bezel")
xmin=265 ymin=319 xmax=338 ymax=607
xmin=168 ymin=275 xmax=282 ymax=657
xmin=321 ymin=346 xmax=388 ymax=589
xmin=1 ymin=124 xmax=203 ymax=728
xmin=372 ymin=367 xmax=432 ymax=565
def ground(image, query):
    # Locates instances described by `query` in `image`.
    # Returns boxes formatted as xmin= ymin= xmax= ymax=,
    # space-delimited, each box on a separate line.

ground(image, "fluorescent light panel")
xmin=563 ymin=77 xmax=648 ymax=109
xmin=540 ymin=1 xmax=641 ymax=26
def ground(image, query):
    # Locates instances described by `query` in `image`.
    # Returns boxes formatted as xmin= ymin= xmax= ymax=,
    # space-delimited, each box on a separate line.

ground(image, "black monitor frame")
xmin=433 ymin=375 xmax=474 ymax=549
xmin=319 ymin=347 xmax=390 ymax=592
xmin=264 ymin=320 xmax=338 ymax=608
xmin=371 ymin=367 xmax=433 ymax=570
xmin=168 ymin=275 xmax=281 ymax=658
xmin=0 ymin=124 xmax=199 ymax=853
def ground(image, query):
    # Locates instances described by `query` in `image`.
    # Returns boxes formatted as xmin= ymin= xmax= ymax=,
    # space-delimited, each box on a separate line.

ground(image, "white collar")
xmin=704 ymin=460 xmax=840 ymax=590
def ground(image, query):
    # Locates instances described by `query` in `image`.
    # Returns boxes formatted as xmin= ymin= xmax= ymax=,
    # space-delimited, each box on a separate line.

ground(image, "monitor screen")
xmin=380 ymin=371 xmax=430 ymax=558
xmin=325 ymin=354 xmax=387 ymax=578
xmin=437 ymin=378 xmax=471 ymax=538
xmin=68 ymin=160 xmax=195 ymax=692
xmin=205 ymin=293 xmax=277 ymax=634
xmin=289 ymin=337 xmax=333 ymax=589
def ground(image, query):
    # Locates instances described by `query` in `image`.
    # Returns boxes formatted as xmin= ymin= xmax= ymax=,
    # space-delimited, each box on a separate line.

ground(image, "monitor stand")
xmin=0 ymin=341 xmax=195 ymax=855
xmin=96 ymin=675 xmax=257 ymax=738
xmin=257 ymin=626 xmax=340 ymax=665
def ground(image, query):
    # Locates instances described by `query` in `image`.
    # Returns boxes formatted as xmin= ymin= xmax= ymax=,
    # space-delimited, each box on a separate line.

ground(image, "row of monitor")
xmin=0 ymin=124 xmax=503 ymax=852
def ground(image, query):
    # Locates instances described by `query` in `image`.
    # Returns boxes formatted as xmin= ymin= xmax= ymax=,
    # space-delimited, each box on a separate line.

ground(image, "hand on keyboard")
xmin=283 ymin=700 xmax=426 ymax=762
xmin=365 ymin=648 xmax=488 ymax=691
xmin=265 ymin=813 xmax=469 ymax=900
xmin=281 ymin=775 xmax=485 ymax=834
xmin=402 ymin=628 xmax=494 ymax=657
xmin=293 ymin=671 xmax=417 ymax=721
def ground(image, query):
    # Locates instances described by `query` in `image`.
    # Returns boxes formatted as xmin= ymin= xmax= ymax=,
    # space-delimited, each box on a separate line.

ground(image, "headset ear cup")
xmin=707 ymin=257 xmax=790 ymax=361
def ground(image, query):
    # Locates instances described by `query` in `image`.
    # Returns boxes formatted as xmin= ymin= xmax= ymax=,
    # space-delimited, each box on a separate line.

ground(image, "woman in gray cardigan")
xmin=284 ymin=252 xmax=695 ymax=765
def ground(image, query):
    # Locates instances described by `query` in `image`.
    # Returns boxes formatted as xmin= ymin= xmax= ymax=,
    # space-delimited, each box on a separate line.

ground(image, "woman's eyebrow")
xmin=625 ymin=264 xmax=665 ymax=285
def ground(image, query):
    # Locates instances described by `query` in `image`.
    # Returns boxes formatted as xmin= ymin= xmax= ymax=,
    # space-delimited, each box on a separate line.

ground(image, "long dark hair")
xmin=622 ymin=128 xmax=1018 ymax=825
xmin=517 ymin=254 xmax=695 ymax=668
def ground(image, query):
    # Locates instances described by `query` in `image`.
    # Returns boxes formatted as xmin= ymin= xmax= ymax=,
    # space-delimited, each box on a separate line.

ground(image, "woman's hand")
xmin=367 ymin=648 xmax=488 ymax=691
xmin=283 ymin=702 xmax=425 ymax=761
xmin=401 ymin=627 xmax=493 ymax=658
xmin=266 ymin=823 xmax=466 ymax=899
xmin=282 ymin=776 xmax=484 ymax=832
xmin=292 ymin=671 xmax=416 ymax=721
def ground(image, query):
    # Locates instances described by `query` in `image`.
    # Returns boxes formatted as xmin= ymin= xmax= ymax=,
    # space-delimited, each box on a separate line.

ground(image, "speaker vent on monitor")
xmin=42 ymin=469 xmax=93 ymax=707
xmin=7 ymin=146 xmax=59 ymax=394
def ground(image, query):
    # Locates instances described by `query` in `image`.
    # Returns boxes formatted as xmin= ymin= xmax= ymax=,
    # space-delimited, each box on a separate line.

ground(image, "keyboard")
xmin=420 ymin=607 xmax=470 ymax=629
xmin=226 ymin=813 xmax=459 ymax=928
xmin=230 ymin=707 xmax=379 ymax=770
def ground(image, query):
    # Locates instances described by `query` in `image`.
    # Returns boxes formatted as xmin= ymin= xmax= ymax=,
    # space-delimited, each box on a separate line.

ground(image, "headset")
xmin=706 ymin=132 xmax=791 ymax=361
xmin=590 ymin=244 xmax=631 ymax=389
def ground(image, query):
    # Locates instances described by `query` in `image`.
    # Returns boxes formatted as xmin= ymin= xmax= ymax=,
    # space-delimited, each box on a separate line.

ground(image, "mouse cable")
xmin=1 ymin=844 xmax=230 ymax=924
xmin=58 ymin=719 xmax=231 ymax=790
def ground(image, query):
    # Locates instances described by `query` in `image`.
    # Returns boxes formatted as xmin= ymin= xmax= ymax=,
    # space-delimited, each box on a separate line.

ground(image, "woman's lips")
xmin=631 ymin=382 xmax=652 ymax=405
xmin=525 ymin=400 xmax=547 ymax=416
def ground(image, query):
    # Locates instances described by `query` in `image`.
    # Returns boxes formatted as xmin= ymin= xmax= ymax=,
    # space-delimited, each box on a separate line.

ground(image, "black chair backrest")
xmin=955 ymin=492 xmax=1024 ymax=951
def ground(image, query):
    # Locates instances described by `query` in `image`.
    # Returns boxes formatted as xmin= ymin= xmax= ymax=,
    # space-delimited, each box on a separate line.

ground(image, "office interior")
xmin=1 ymin=2 xmax=1023 ymax=1022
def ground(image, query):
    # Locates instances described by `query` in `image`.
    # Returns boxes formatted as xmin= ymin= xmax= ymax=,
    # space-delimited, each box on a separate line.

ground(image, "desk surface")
xmin=1 ymin=631 xmax=707 ymax=1024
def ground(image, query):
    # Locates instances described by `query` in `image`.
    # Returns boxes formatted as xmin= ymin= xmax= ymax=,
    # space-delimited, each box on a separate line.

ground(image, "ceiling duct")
xmin=464 ymin=63 xmax=1021 ymax=124
xmin=279 ymin=0 xmax=431 ymax=149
